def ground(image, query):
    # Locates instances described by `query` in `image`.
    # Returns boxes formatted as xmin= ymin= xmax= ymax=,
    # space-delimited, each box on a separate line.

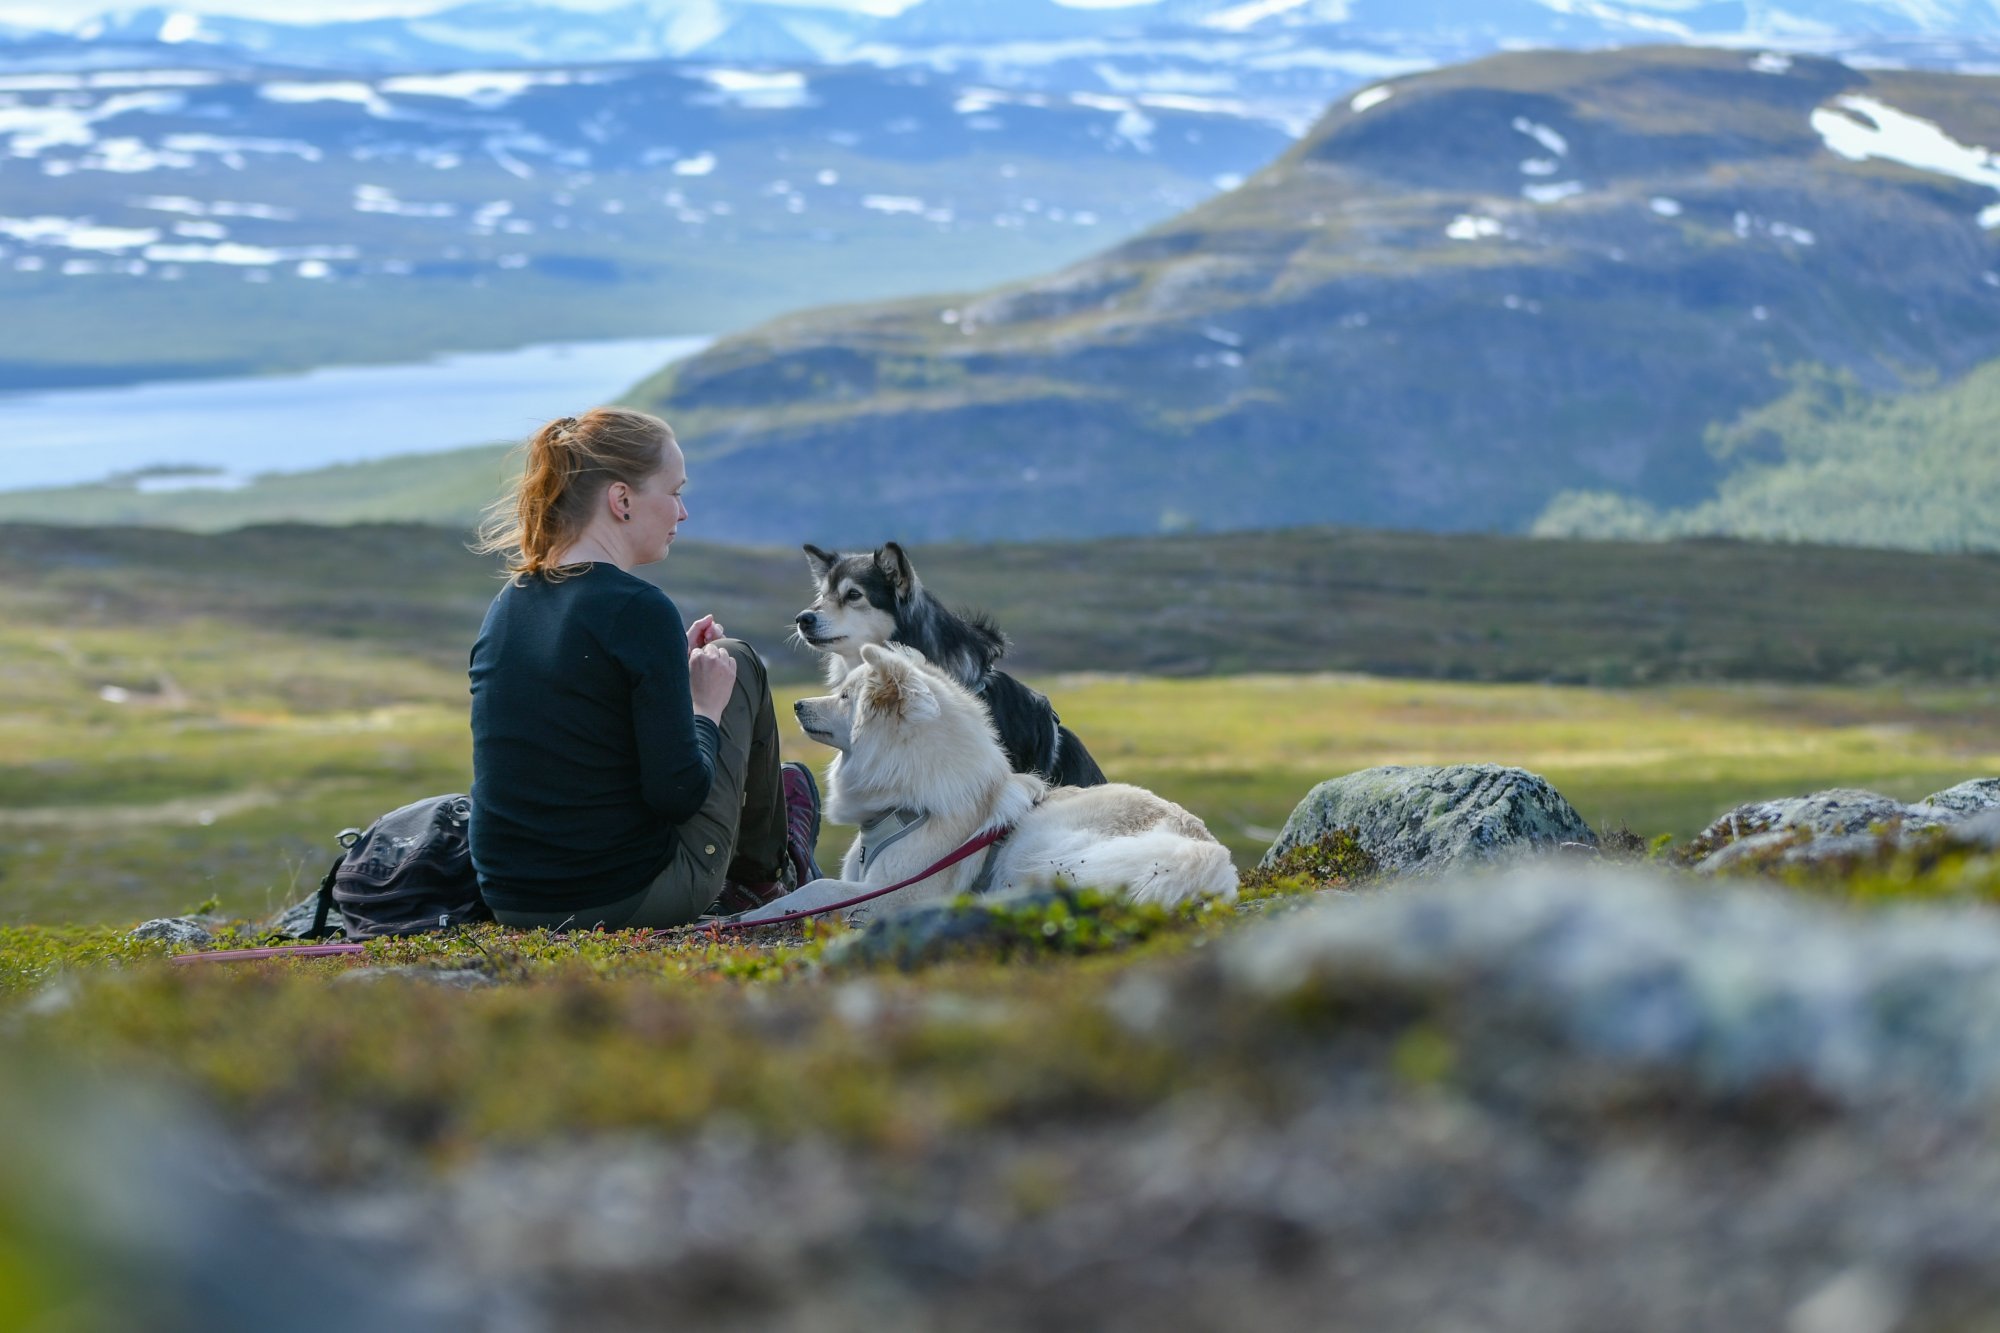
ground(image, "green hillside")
xmin=7 ymin=520 xmax=1999 ymax=686
xmin=1535 ymin=358 xmax=2000 ymax=550
xmin=617 ymin=46 xmax=2000 ymax=546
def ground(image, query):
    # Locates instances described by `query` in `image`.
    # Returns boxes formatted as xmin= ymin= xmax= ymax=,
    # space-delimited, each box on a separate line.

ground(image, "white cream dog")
xmin=737 ymin=644 xmax=1236 ymax=923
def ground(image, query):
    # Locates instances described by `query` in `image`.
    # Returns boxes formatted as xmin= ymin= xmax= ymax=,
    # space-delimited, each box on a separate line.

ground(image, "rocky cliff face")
xmin=635 ymin=46 xmax=2000 ymax=544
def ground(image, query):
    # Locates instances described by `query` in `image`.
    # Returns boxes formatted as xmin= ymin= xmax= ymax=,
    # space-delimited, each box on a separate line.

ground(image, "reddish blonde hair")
xmin=476 ymin=407 xmax=675 ymax=581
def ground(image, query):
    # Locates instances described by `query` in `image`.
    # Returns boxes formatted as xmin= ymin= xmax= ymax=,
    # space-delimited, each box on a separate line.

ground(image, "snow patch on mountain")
xmin=1533 ymin=0 xmax=1694 ymax=39
xmin=1523 ymin=180 xmax=1585 ymax=203
xmin=141 ymin=240 xmax=356 ymax=266
xmin=0 ymin=90 xmax=182 ymax=158
xmin=1202 ymin=0 xmax=1318 ymax=33
xmin=0 ymin=70 xmax=221 ymax=92
xmin=693 ymin=68 xmax=813 ymax=110
xmin=1812 ymin=93 xmax=2000 ymax=223
xmin=260 ymin=80 xmax=393 ymax=118
xmin=1512 ymin=117 xmax=1569 ymax=157
xmin=353 ymin=185 xmax=454 ymax=219
xmin=378 ymin=69 xmax=610 ymax=109
xmin=1072 ymin=91 xmax=1157 ymax=148
xmin=0 ymin=215 xmax=158 ymax=251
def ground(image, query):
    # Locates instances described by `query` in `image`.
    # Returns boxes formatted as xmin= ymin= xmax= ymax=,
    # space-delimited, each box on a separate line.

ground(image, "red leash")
xmin=172 ymin=942 xmax=368 ymax=965
xmin=705 ymin=824 xmax=1013 ymax=932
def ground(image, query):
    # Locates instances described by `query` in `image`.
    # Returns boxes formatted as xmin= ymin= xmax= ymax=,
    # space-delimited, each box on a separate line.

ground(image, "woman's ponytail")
xmin=475 ymin=408 xmax=675 ymax=581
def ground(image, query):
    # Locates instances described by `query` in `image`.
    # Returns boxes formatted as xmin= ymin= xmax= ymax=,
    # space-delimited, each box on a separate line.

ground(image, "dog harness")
xmin=855 ymin=807 xmax=930 ymax=871
xmin=857 ymin=807 xmax=1008 ymax=895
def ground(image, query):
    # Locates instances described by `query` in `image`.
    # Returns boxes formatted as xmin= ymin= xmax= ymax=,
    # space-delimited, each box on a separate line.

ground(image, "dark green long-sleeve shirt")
xmin=469 ymin=565 xmax=719 ymax=913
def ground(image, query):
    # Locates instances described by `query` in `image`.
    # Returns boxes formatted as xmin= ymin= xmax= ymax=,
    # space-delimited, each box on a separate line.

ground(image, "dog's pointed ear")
xmin=803 ymin=544 xmax=836 ymax=580
xmin=858 ymin=644 xmax=937 ymax=721
xmin=875 ymin=542 xmax=918 ymax=600
xmin=860 ymin=642 xmax=905 ymax=714
xmin=900 ymin=672 xmax=940 ymax=723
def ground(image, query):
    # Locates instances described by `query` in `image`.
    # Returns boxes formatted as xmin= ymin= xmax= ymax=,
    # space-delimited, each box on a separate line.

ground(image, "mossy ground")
xmin=0 ymin=884 xmax=1295 ymax=1183
xmin=1238 ymin=828 xmax=1380 ymax=897
xmin=7 ymin=808 xmax=1994 ymax=1193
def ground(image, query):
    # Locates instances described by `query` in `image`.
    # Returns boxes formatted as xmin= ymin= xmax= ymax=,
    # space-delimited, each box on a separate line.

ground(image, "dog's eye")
xmin=843 ymin=590 xmax=862 ymax=603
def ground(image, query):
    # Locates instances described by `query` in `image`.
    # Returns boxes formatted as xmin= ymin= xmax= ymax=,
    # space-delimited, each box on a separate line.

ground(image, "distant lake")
xmin=0 ymin=335 xmax=711 ymax=493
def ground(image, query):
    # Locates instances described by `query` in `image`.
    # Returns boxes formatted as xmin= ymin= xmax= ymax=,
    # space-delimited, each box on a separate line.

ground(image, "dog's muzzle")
xmin=795 ymin=612 xmax=841 ymax=648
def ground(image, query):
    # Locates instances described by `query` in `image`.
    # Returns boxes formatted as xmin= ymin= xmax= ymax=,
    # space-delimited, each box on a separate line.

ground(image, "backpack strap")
xmin=307 ymin=851 xmax=343 ymax=939
xmin=307 ymin=826 xmax=365 ymax=940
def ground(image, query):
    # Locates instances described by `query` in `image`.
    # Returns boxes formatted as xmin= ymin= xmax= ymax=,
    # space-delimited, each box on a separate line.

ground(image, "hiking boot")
xmin=782 ymin=760 xmax=824 ymax=885
xmin=711 ymin=869 xmax=791 ymax=917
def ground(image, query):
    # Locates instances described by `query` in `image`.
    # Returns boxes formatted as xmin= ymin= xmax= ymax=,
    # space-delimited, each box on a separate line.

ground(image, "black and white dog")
xmin=793 ymin=542 xmax=1108 ymax=789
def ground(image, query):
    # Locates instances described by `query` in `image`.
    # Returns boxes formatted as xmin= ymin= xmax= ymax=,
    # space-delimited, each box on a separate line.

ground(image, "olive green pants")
xmin=492 ymin=638 xmax=787 ymax=931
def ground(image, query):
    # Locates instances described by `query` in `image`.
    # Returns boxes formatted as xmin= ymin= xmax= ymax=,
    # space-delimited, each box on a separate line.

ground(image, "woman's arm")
xmin=615 ymin=588 xmax=720 ymax=823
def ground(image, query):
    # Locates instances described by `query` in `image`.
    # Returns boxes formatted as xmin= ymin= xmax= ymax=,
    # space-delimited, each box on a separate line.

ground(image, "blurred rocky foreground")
xmin=17 ymin=767 xmax=2000 ymax=1332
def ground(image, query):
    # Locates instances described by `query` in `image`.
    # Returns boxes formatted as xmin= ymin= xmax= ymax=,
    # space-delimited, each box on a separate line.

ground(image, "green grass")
xmin=6 ymin=628 xmax=1995 ymax=925
xmin=1536 ymin=359 xmax=2000 ymax=553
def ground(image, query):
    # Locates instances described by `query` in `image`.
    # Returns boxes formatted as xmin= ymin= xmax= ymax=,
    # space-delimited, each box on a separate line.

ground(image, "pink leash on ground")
xmin=172 ymin=942 xmax=368 ymax=965
xmin=701 ymin=824 xmax=1014 ymax=933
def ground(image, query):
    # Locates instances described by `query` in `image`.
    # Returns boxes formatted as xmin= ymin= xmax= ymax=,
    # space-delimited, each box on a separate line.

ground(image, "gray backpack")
xmin=307 ymin=794 xmax=489 ymax=939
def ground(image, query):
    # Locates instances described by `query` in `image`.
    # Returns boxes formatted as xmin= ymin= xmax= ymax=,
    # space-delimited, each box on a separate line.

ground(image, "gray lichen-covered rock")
xmin=823 ymin=893 xmax=1052 ymax=972
xmin=334 ymin=966 xmax=494 ymax=990
xmin=1 ymin=1079 xmax=450 ymax=1331
xmin=129 ymin=917 xmax=213 ymax=948
xmin=822 ymin=885 xmax=1178 ymax=972
xmin=1690 ymin=788 xmax=1945 ymax=873
xmin=1698 ymin=800 xmax=2000 ymax=876
xmin=1699 ymin=788 xmax=1930 ymax=844
xmin=1922 ymin=778 xmax=2000 ymax=821
xmin=1259 ymin=764 xmax=1594 ymax=876
xmin=266 ymin=891 xmax=338 ymax=940
xmin=1216 ymin=864 xmax=2000 ymax=1109
xmin=1952 ymin=809 xmax=2000 ymax=850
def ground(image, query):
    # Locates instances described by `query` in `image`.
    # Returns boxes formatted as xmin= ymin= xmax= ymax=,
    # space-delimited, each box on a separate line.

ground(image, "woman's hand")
xmin=688 ymin=640 xmax=738 ymax=722
xmin=686 ymin=613 xmax=725 ymax=654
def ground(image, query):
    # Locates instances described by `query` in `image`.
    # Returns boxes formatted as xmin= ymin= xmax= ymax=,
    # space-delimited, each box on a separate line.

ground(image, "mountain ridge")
xmin=623 ymin=45 xmax=2000 ymax=544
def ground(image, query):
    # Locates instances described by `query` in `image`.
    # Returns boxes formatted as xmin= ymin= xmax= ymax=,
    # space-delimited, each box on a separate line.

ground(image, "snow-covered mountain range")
xmin=11 ymin=0 xmax=2000 ymax=75
xmin=0 ymin=45 xmax=1301 ymax=388
xmin=5 ymin=0 xmax=1999 ymax=395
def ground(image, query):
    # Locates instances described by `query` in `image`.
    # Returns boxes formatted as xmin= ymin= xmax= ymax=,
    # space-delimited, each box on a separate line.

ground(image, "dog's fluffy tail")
xmin=1085 ymin=831 xmax=1238 ymax=907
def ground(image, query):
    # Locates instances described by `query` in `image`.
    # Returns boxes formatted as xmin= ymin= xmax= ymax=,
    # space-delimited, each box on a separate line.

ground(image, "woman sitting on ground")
xmin=469 ymin=406 xmax=820 ymax=929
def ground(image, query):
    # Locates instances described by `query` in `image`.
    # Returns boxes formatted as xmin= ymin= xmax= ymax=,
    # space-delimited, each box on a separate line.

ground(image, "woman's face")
xmin=627 ymin=440 xmax=688 ymax=563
